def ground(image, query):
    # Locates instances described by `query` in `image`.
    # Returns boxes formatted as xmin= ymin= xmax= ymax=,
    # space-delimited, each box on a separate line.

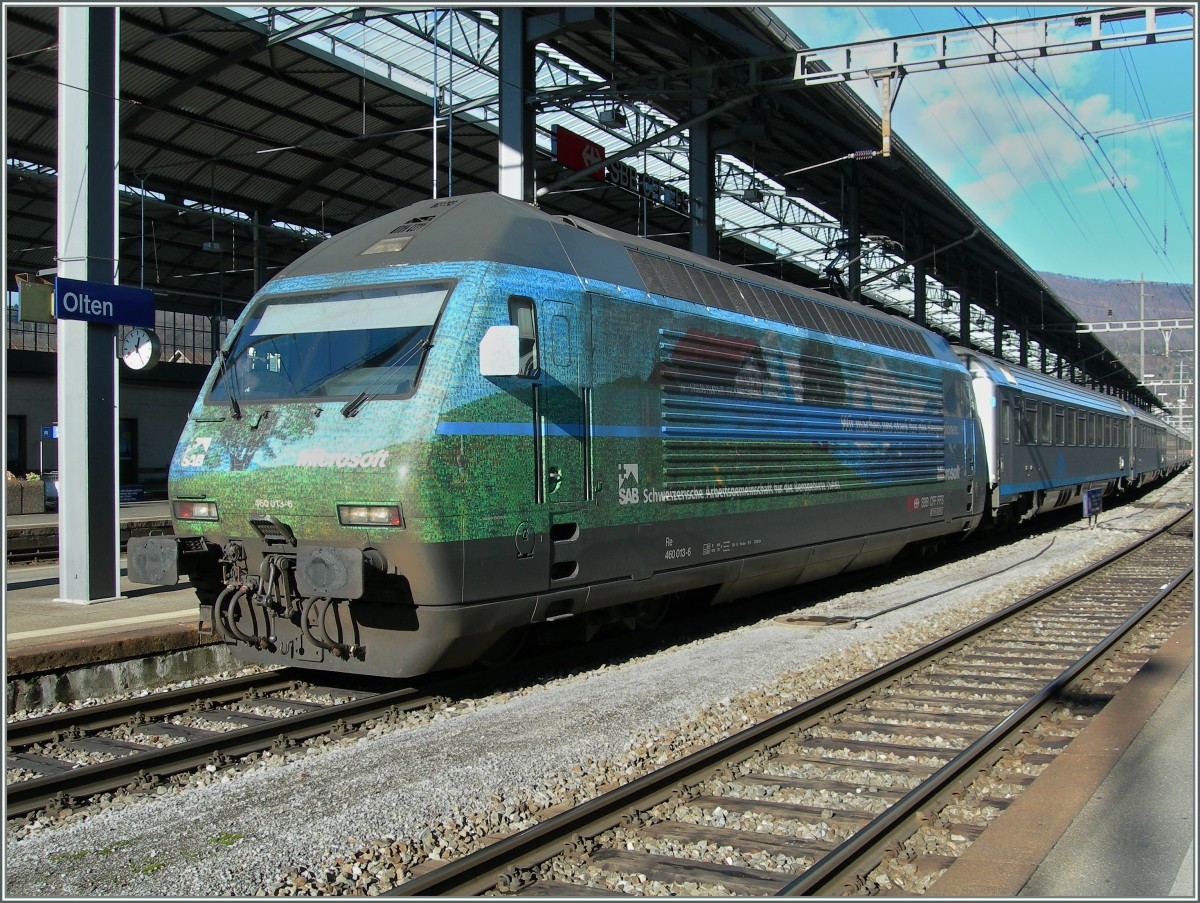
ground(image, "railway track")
xmin=4 ymin=667 xmax=489 ymax=822
xmin=386 ymin=510 xmax=1193 ymax=897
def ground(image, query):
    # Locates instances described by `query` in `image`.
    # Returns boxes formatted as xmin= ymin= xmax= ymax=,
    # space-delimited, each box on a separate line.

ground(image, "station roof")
xmin=4 ymin=5 xmax=1157 ymax=407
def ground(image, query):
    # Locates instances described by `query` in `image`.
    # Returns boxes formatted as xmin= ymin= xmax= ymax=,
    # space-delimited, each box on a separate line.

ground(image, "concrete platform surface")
xmin=5 ymin=559 xmax=211 ymax=676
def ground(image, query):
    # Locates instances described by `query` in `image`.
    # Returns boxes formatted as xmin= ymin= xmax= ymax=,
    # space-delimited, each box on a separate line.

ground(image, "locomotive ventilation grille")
xmin=628 ymin=248 xmax=929 ymax=356
xmin=657 ymin=329 xmax=946 ymax=494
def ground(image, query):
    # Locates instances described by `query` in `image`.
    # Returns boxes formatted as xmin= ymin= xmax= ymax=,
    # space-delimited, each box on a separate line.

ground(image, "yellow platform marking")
xmin=8 ymin=609 xmax=198 ymax=642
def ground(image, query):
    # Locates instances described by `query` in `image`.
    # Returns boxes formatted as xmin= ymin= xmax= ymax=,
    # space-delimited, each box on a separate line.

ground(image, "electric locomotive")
xmin=129 ymin=192 xmax=989 ymax=678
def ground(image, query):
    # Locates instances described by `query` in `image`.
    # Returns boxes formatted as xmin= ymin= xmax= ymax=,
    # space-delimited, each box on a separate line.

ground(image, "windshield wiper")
xmin=340 ymin=338 xmax=431 ymax=418
xmin=340 ymin=390 xmax=369 ymax=419
xmin=217 ymin=349 xmax=242 ymax=420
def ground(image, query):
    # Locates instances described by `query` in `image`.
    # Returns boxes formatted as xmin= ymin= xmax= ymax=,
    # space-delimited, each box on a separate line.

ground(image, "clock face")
xmin=121 ymin=327 xmax=161 ymax=370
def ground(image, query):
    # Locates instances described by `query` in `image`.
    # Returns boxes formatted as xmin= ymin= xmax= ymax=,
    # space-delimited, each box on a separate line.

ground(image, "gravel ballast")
xmin=4 ymin=479 xmax=1191 ymax=897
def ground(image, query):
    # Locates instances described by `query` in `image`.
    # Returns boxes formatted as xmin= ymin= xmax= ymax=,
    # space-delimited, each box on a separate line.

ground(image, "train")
xmin=127 ymin=192 xmax=1191 ymax=678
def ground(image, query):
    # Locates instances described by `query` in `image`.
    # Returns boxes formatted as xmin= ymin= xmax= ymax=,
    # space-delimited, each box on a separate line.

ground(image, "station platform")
xmin=2 ymin=508 xmax=1194 ymax=897
xmin=6 ymin=499 xmax=172 ymax=562
xmin=5 ymin=501 xmax=209 ymax=678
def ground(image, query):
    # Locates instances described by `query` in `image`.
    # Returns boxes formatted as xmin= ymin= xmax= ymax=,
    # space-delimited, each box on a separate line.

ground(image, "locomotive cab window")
xmin=207 ymin=281 xmax=450 ymax=405
xmin=508 ymin=296 xmax=540 ymax=377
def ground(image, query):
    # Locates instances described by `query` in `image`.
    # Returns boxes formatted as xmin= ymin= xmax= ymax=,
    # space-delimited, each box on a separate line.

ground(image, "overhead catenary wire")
xmin=958 ymin=7 xmax=1191 ymax=290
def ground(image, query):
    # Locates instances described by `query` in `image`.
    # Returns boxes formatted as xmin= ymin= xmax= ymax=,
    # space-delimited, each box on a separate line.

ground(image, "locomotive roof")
xmin=274 ymin=191 xmax=946 ymax=361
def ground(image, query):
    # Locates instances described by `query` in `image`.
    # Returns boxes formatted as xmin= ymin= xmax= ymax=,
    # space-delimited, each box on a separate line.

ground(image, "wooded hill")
xmin=1040 ymin=271 xmax=1193 ymax=417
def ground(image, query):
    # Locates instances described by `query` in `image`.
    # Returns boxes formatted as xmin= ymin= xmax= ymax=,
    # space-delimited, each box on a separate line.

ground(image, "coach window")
xmin=1054 ymin=406 xmax=1065 ymax=446
xmin=1022 ymin=400 xmax=1038 ymax=445
xmin=1040 ymin=402 xmax=1053 ymax=446
xmin=508 ymin=296 xmax=540 ymax=377
xmin=1066 ymin=408 xmax=1076 ymax=446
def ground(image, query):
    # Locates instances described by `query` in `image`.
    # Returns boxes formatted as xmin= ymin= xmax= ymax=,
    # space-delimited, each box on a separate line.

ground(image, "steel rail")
xmin=5 ymin=670 xmax=302 ymax=747
xmin=389 ymin=508 xmax=1191 ymax=897
xmin=779 ymin=559 xmax=1194 ymax=895
xmin=5 ymin=683 xmax=437 ymax=819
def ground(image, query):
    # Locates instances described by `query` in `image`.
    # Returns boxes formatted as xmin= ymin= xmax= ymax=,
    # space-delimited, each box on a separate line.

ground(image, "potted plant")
xmin=20 ymin=472 xmax=45 ymax=514
xmin=6 ymin=472 xmax=20 ymax=516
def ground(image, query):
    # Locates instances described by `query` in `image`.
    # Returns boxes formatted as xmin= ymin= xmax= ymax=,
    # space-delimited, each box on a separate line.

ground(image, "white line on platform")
xmin=8 ymin=609 xmax=198 ymax=641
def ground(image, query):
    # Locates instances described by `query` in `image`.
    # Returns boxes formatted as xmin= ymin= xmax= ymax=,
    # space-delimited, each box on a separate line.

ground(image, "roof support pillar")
xmin=55 ymin=6 xmax=122 ymax=604
xmin=912 ymin=240 xmax=927 ymax=328
xmin=845 ymin=165 xmax=861 ymax=303
xmin=959 ymin=268 xmax=971 ymax=346
xmin=498 ymin=7 xmax=535 ymax=201
xmin=688 ymin=47 xmax=716 ymax=258
xmin=252 ymin=211 xmax=268 ymax=293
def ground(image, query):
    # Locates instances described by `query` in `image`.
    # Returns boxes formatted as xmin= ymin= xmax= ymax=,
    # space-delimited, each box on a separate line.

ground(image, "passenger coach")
xmin=957 ymin=347 xmax=1189 ymax=526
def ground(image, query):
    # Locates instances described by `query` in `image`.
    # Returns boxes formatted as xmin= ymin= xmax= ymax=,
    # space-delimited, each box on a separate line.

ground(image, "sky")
xmin=770 ymin=5 xmax=1196 ymax=287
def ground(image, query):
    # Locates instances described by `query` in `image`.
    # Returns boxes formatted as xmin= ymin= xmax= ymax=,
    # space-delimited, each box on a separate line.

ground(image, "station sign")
xmin=54 ymin=277 xmax=154 ymax=328
xmin=552 ymin=124 xmax=606 ymax=181
xmin=552 ymin=123 xmax=691 ymax=216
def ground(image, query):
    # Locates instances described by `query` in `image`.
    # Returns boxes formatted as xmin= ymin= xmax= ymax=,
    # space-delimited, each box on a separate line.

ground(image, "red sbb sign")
xmin=551 ymin=124 xmax=606 ymax=181
xmin=552 ymin=124 xmax=692 ymax=215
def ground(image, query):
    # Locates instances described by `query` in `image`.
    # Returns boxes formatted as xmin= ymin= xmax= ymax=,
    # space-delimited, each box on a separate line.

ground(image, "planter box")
xmin=20 ymin=481 xmax=45 ymax=514
xmin=6 ymin=483 xmax=20 ymax=516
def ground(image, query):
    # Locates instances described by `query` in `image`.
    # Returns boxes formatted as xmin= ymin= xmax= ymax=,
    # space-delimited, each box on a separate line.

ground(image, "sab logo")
xmin=618 ymin=463 xmax=640 ymax=505
xmin=180 ymin=437 xmax=212 ymax=467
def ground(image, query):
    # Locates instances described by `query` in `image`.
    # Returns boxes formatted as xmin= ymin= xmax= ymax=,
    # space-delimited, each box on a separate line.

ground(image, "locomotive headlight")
xmin=338 ymin=504 xmax=404 ymax=527
xmin=174 ymin=500 xmax=219 ymax=521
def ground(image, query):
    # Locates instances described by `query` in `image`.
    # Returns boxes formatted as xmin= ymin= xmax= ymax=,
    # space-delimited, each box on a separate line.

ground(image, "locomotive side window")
xmin=1040 ymin=402 xmax=1053 ymax=446
xmin=508 ymin=296 xmax=540 ymax=377
xmin=1001 ymin=400 xmax=1011 ymax=444
xmin=1054 ymin=405 xmax=1065 ymax=446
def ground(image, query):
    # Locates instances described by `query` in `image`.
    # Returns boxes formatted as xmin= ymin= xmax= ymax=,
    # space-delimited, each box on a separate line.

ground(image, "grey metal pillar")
xmin=912 ymin=242 xmax=927 ymax=328
xmin=959 ymin=270 xmax=971 ymax=346
xmin=498 ymin=7 xmax=534 ymax=201
xmin=56 ymin=6 xmax=121 ymax=603
xmin=845 ymin=165 xmax=861 ymax=303
xmin=688 ymin=47 xmax=715 ymax=259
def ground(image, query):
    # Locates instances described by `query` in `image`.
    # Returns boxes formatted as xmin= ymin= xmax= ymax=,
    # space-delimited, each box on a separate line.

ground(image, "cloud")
xmin=772 ymin=6 xmax=1194 ymax=281
xmin=956 ymin=170 xmax=1022 ymax=224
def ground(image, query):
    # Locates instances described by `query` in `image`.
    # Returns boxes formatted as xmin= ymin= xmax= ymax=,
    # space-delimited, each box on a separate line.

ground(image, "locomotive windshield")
xmin=207 ymin=282 xmax=450 ymax=405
